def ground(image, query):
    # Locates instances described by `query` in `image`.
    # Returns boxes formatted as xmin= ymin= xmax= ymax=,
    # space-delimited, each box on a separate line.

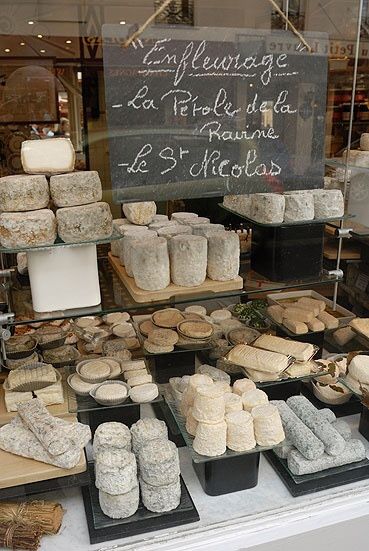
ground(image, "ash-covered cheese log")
xmin=138 ymin=438 xmax=180 ymax=486
xmin=17 ymin=398 xmax=72 ymax=456
xmin=140 ymin=476 xmax=181 ymax=513
xmin=95 ymin=449 xmax=137 ymax=495
xmin=169 ymin=234 xmax=207 ymax=287
xmin=99 ymin=485 xmax=139 ymax=519
xmin=56 ymin=202 xmax=113 ymax=243
xmin=207 ymin=231 xmax=240 ymax=281
xmin=288 ymin=440 xmax=366 ymax=475
xmin=0 ymin=175 xmax=49 ymax=212
xmin=93 ymin=422 xmax=131 ymax=456
xmin=131 ymin=237 xmax=170 ymax=291
xmin=0 ymin=209 xmax=56 ymax=249
xmin=271 ymin=400 xmax=324 ymax=460
xmin=283 ymin=192 xmax=314 ymax=222
xmin=286 ymin=395 xmax=346 ymax=456
xmin=123 ymin=201 xmax=156 ymax=225
xmin=21 ymin=138 xmax=75 ymax=174
xmin=250 ymin=193 xmax=285 ymax=224
xmin=49 ymin=171 xmax=102 ymax=207
xmin=313 ymin=189 xmax=344 ymax=218
xmin=223 ymin=194 xmax=251 ymax=216
xmin=123 ymin=230 xmax=157 ymax=277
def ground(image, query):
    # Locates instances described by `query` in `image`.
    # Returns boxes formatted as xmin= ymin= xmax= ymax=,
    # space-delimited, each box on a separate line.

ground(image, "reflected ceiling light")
xmin=77 ymin=71 xmax=82 ymax=80
xmin=28 ymin=20 xmax=34 ymax=25
xmin=4 ymin=48 xmax=10 ymax=53
xmin=65 ymin=39 xmax=72 ymax=44
xmin=37 ymin=34 xmax=43 ymax=38
xmin=20 ymin=42 xmax=25 ymax=46
xmin=119 ymin=20 xmax=126 ymax=24
xmin=40 ymin=49 xmax=46 ymax=53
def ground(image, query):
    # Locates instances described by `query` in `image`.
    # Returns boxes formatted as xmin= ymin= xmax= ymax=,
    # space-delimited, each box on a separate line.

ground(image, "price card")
xmin=355 ymin=273 xmax=369 ymax=292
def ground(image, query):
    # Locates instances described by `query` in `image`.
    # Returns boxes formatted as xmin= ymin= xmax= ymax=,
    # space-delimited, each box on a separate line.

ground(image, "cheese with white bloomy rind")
xmin=0 ymin=209 xmax=56 ymax=249
xmin=123 ymin=202 xmax=156 ymax=225
xmin=50 ymin=171 xmax=102 ymax=207
xmin=207 ymin=231 xmax=240 ymax=281
xmin=251 ymin=404 xmax=285 ymax=446
xmin=0 ymin=175 xmax=49 ymax=212
xmin=284 ymin=192 xmax=314 ymax=222
xmin=56 ymin=202 xmax=113 ymax=243
xmin=193 ymin=420 xmax=227 ymax=457
xmin=250 ymin=193 xmax=285 ymax=224
xmin=226 ymin=410 xmax=256 ymax=451
xmin=21 ymin=138 xmax=75 ymax=174
xmin=169 ymin=234 xmax=207 ymax=287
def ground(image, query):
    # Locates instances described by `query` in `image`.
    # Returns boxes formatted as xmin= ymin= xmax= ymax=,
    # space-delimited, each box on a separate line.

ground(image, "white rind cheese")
xmin=193 ymin=420 xmax=227 ymax=456
xmin=0 ymin=175 xmax=49 ymax=212
xmin=21 ymin=138 xmax=75 ymax=174
xmin=0 ymin=209 xmax=56 ymax=249
xmin=50 ymin=171 xmax=102 ymax=207
xmin=226 ymin=410 xmax=256 ymax=451
xmin=56 ymin=202 xmax=113 ymax=243
xmin=99 ymin=486 xmax=139 ymax=519
xmin=223 ymin=194 xmax=251 ymax=216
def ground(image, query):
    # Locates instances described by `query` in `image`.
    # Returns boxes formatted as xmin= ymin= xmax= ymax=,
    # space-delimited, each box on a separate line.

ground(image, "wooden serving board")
xmin=0 ymin=379 xmax=70 ymax=426
xmin=109 ymin=252 xmax=244 ymax=303
xmin=0 ymin=447 xmax=86 ymax=489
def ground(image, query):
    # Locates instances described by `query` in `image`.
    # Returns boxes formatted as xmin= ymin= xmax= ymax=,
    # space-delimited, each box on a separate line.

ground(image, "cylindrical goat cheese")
xmin=192 ymin=224 xmax=225 ymax=237
xmin=95 ymin=449 xmax=137 ymax=495
xmin=123 ymin=230 xmax=157 ymax=277
xmin=140 ymin=476 xmax=181 ymax=513
xmin=223 ymin=194 xmax=252 ymax=216
xmin=251 ymin=404 xmax=285 ymax=446
xmin=138 ymin=438 xmax=180 ymax=486
xmin=110 ymin=219 xmax=128 ymax=257
xmin=193 ymin=420 xmax=227 ymax=457
xmin=130 ymin=418 xmax=168 ymax=455
xmin=99 ymin=485 xmax=139 ymax=519
xmin=171 ymin=212 xmax=198 ymax=222
xmin=131 ymin=236 xmax=170 ymax=290
xmin=207 ymin=231 xmax=240 ymax=281
xmin=50 ymin=171 xmax=102 ymax=207
xmin=226 ymin=410 xmax=256 ymax=451
xmin=56 ymin=202 xmax=113 ymax=243
xmin=313 ymin=190 xmax=344 ymax=218
xmin=250 ymin=193 xmax=285 ymax=224
xmin=93 ymin=422 xmax=131 ymax=456
xmin=0 ymin=175 xmax=49 ymax=212
xmin=169 ymin=234 xmax=207 ymax=287
xmin=192 ymin=384 xmax=225 ymax=423
xmin=157 ymin=225 xmax=192 ymax=239
xmin=123 ymin=201 xmax=156 ymax=225
xmin=283 ymin=192 xmax=314 ymax=222
xmin=0 ymin=209 xmax=56 ymax=248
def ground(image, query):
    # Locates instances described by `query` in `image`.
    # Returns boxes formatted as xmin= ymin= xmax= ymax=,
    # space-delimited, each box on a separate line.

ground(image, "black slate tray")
xmin=82 ymin=464 xmax=200 ymax=544
xmin=264 ymin=450 xmax=369 ymax=497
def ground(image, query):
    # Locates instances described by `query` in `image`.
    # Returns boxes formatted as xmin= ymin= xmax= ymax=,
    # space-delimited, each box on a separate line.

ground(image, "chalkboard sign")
xmin=102 ymin=25 xmax=328 ymax=202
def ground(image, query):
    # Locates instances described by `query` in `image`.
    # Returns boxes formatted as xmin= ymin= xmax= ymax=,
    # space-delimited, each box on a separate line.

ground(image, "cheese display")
xmin=253 ymin=334 xmax=315 ymax=362
xmin=131 ymin=237 xmax=171 ymax=291
xmin=0 ymin=209 xmax=57 ymax=249
xmin=49 ymin=171 xmax=102 ymax=207
xmin=207 ymin=231 xmax=240 ymax=281
xmin=225 ymin=410 xmax=256 ymax=451
xmin=313 ymin=189 xmax=344 ymax=218
xmin=56 ymin=202 xmax=113 ymax=243
xmin=193 ymin=420 xmax=227 ymax=457
xmin=21 ymin=138 xmax=75 ymax=174
xmin=0 ymin=174 xmax=49 ymax=212
xmin=192 ymin=384 xmax=225 ymax=424
xmin=250 ymin=193 xmax=285 ymax=224
xmin=122 ymin=201 xmax=156 ymax=225
xmin=283 ymin=192 xmax=314 ymax=222
xmin=169 ymin=235 xmax=207 ymax=287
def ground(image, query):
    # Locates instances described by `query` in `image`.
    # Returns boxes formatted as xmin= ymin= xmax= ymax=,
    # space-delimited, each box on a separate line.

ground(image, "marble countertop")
xmin=38 ymin=414 xmax=369 ymax=551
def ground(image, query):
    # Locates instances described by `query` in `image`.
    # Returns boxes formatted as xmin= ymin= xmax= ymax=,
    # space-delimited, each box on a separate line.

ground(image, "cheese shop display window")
xmin=2 ymin=2 xmax=369 ymax=550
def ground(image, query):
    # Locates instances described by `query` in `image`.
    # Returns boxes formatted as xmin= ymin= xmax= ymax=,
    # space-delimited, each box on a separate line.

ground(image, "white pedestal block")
xmin=27 ymin=244 xmax=101 ymax=312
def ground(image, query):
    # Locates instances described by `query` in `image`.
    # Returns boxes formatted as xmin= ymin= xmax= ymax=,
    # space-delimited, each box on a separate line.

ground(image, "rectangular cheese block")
xmin=283 ymin=319 xmax=309 ymax=334
xmin=4 ymin=391 xmax=33 ymax=413
xmin=333 ymin=326 xmax=356 ymax=346
xmin=34 ymin=379 xmax=64 ymax=406
xmin=297 ymin=297 xmax=326 ymax=313
xmin=21 ymin=138 xmax=75 ymax=174
xmin=50 ymin=171 xmax=102 ymax=207
xmin=283 ymin=306 xmax=315 ymax=323
xmin=227 ymin=344 xmax=290 ymax=374
xmin=253 ymin=334 xmax=315 ymax=362
xmin=0 ymin=210 xmax=56 ymax=249
xmin=56 ymin=202 xmax=113 ymax=243
xmin=0 ymin=175 xmax=49 ymax=212
xmin=267 ymin=305 xmax=284 ymax=324
xmin=307 ymin=318 xmax=325 ymax=332
xmin=317 ymin=311 xmax=339 ymax=329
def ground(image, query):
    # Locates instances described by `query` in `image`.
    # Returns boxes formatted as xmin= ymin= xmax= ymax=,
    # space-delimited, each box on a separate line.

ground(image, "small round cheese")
xmin=193 ymin=420 xmax=227 ymax=457
xmin=192 ymin=384 xmax=225 ymax=423
xmin=123 ymin=201 xmax=156 ymax=225
xmin=233 ymin=378 xmax=256 ymax=396
xmin=129 ymin=383 xmax=159 ymax=403
xmin=242 ymin=389 xmax=268 ymax=411
xmin=226 ymin=410 xmax=256 ymax=451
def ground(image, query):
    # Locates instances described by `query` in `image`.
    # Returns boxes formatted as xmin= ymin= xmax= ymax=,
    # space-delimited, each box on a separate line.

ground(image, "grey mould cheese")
xmin=313 ymin=190 xmax=344 ymax=219
xmin=0 ymin=209 xmax=56 ymax=249
xmin=56 ymin=202 xmax=113 ymax=243
xmin=99 ymin=485 xmax=139 ymax=519
xmin=123 ymin=201 xmax=156 ymax=225
xmin=140 ymin=476 xmax=181 ymax=513
xmin=131 ymin=237 xmax=170 ymax=291
xmin=0 ymin=175 xmax=49 ymax=212
xmin=250 ymin=193 xmax=285 ymax=224
xmin=223 ymin=194 xmax=251 ymax=217
xmin=169 ymin=234 xmax=207 ymax=287
xmin=207 ymin=231 xmax=240 ymax=281
xmin=284 ymin=192 xmax=314 ymax=222
xmin=50 ymin=171 xmax=102 ymax=207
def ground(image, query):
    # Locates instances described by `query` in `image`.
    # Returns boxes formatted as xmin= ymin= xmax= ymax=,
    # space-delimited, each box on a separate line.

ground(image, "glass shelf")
xmin=0 ymin=228 xmax=121 ymax=254
xmin=219 ymin=203 xmax=350 ymax=228
xmin=162 ymin=384 xmax=279 ymax=464
xmin=6 ymin=254 xmax=342 ymax=327
xmin=325 ymin=157 xmax=369 ymax=172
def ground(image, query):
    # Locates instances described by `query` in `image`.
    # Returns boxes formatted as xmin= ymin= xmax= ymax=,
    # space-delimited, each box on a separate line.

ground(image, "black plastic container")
xmin=251 ymin=222 xmax=324 ymax=281
xmin=147 ymin=351 xmax=196 ymax=383
xmin=152 ymin=400 xmax=186 ymax=447
xmin=259 ymin=379 xmax=302 ymax=401
xmin=359 ymin=405 xmax=369 ymax=441
xmin=78 ymin=403 xmax=141 ymax=435
xmin=192 ymin=452 xmax=260 ymax=496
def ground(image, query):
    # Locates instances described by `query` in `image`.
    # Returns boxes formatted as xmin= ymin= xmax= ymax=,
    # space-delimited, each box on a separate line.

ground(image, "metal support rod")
xmin=332 ymin=0 xmax=363 ymax=309
xmin=285 ymin=0 xmax=289 ymax=30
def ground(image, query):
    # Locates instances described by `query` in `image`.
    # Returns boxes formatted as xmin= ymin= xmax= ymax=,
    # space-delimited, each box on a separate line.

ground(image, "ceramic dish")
xmin=89 ymin=380 xmax=130 ymax=406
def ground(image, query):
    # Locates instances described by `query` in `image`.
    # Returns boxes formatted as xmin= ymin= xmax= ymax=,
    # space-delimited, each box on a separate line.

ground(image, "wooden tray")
xmin=109 ymin=253 xmax=244 ymax=303
xmin=0 ymin=444 xmax=86 ymax=489
xmin=0 ymin=378 xmax=70 ymax=426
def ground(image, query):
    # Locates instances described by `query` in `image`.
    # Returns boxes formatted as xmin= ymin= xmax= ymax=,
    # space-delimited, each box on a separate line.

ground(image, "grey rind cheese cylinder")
xmin=130 ymin=418 xmax=168 ymax=455
xmin=138 ymin=438 xmax=180 ymax=486
xmin=131 ymin=237 xmax=170 ymax=291
xmin=192 ymin=224 xmax=225 ymax=237
xmin=223 ymin=194 xmax=251 ymax=217
xmin=93 ymin=422 xmax=131 ymax=456
xmin=169 ymin=234 xmax=207 ymax=287
xmin=119 ymin=227 xmax=151 ymax=266
xmin=0 ymin=209 xmax=56 ymax=248
xmin=110 ymin=219 xmax=127 ymax=257
xmin=95 ymin=449 xmax=137 ymax=495
xmin=0 ymin=175 xmax=49 ymax=212
xmin=49 ymin=171 xmax=102 ymax=207
xmin=123 ymin=201 xmax=156 ymax=225
xmin=207 ymin=231 xmax=240 ymax=281
xmin=250 ymin=193 xmax=285 ymax=224
xmin=99 ymin=485 xmax=139 ymax=519
xmin=284 ymin=192 xmax=314 ymax=222
xmin=157 ymin=225 xmax=192 ymax=239
xmin=140 ymin=476 xmax=181 ymax=512
xmin=56 ymin=202 xmax=113 ymax=243
xmin=313 ymin=190 xmax=344 ymax=218
xmin=123 ymin=230 xmax=157 ymax=277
